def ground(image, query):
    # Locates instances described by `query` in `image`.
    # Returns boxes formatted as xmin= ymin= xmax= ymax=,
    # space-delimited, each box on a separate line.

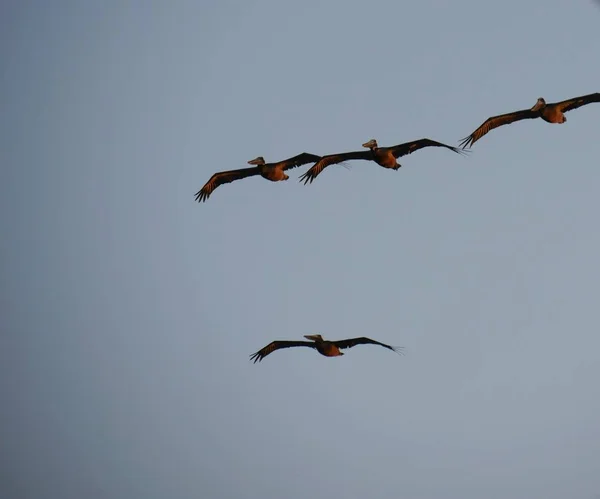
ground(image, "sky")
xmin=1 ymin=1 xmax=600 ymax=498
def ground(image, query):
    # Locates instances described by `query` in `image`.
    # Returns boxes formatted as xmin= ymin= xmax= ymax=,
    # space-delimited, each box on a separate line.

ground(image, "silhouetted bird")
xmin=250 ymin=334 xmax=403 ymax=363
xmin=459 ymin=92 xmax=600 ymax=148
xmin=299 ymin=138 xmax=466 ymax=184
xmin=195 ymin=153 xmax=321 ymax=202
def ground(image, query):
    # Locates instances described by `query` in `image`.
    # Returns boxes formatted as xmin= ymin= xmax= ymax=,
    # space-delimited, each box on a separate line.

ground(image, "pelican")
xmin=250 ymin=334 xmax=403 ymax=363
xmin=299 ymin=138 xmax=466 ymax=184
xmin=195 ymin=152 xmax=321 ymax=202
xmin=459 ymin=92 xmax=600 ymax=148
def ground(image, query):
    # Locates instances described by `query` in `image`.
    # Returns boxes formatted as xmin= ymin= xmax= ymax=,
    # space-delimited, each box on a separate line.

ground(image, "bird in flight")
xmin=299 ymin=138 xmax=466 ymax=184
xmin=459 ymin=92 xmax=600 ymax=148
xmin=250 ymin=334 xmax=403 ymax=363
xmin=195 ymin=152 xmax=321 ymax=202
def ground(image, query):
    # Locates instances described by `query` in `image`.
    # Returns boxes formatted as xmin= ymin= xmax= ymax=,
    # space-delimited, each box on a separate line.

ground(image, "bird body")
xmin=250 ymin=334 xmax=403 ymax=363
xmin=538 ymin=100 xmax=567 ymax=124
xmin=370 ymin=143 xmax=402 ymax=169
xmin=303 ymin=334 xmax=344 ymax=357
xmin=459 ymin=92 xmax=600 ymax=148
xmin=258 ymin=167 xmax=288 ymax=182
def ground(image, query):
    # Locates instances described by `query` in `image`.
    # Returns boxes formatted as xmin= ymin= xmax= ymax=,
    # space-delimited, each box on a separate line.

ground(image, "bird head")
xmin=531 ymin=98 xmax=546 ymax=111
xmin=362 ymin=139 xmax=378 ymax=150
xmin=247 ymin=156 xmax=266 ymax=165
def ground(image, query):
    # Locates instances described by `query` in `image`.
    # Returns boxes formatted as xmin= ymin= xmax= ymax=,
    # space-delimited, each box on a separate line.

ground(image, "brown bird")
xmin=459 ymin=92 xmax=600 ymax=148
xmin=195 ymin=152 xmax=321 ymax=202
xmin=250 ymin=334 xmax=403 ymax=363
xmin=299 ymin=138 xmax=466 ymax=184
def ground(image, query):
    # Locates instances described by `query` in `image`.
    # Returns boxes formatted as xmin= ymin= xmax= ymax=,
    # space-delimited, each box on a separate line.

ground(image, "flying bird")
xmin=250 ymin=334 xmax=403 ymax=363
xmin=299 ymin=138 xmax=466 ymax=184
xmin=195 ymin=152 xmax=321 ymax=202
xmin=459 ymin=92 xmax=600 ymax=148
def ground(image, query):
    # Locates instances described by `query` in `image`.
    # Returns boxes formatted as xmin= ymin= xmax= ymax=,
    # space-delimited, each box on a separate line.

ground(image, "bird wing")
xmin=250 ymin=340 xmax=316 ymax=363
xmin=389 ymin=138 xmax=469 ymax=158
xmin=332 ymin=337 xmax=404 ymax=354
xmin=553 ymin=92 xmax=600 ymax=113
xmin=299 ymin=150 xmax=373 ymax=184
xmin=459 ymin=108 xmax=538 ymax=149
xmin=276 ymin=152 xmax=322 ymax=171
xmin=194 ymin=167 xmax=260 ymax=203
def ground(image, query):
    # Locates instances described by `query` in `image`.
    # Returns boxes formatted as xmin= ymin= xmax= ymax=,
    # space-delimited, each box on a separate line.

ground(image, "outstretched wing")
xmin=276 ymin=152 xmax=322 ymax=171
xmin=333 ymin=337 xmax=404 ymax=354
xmin=553 ymin=92 xmax=600 ymax=113
xmin=194 ymin=167 xmax=259 ymax=203
xmin=390 ymin=138 xmax=469 ymax=158
xmin=299 ymin=150 xmax=373 ymax=184
xmin=459 ymin=108 xmax=538 ymax=149
xmin=250 ymin=340 xmax=316 ymax=363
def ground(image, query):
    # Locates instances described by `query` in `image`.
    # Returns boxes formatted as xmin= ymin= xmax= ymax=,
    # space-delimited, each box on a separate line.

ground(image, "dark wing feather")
xmin=299 ymin=150 xmax=373 ymax=185
xmin=276 ymin=152 xmax=322 ymax=171
xmin=553 ymin=92 xmax=600 ymax=113
xmin=249 ymin=340 xmax=316 ymax=363
xmin=194 ymin=167 xmax=259 ymax=203
xmin=459 ymin=109 xmax=539 ymax=149
xmin=332 ymin=337 xmax=404 ymax=354
xmin=389 ymin=138 xmax=469 ymax=158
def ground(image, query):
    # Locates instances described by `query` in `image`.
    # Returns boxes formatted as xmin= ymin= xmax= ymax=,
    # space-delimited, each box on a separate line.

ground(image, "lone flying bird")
xmin=195 ymin=152 xmax=321 ymax=202
xmin=459 ymin=92 xmax=600 ymax=148
xmin=250 ymin=334 xmax=403 ymax=363
xmin=299 ymin=138 xmax=466 ymax=184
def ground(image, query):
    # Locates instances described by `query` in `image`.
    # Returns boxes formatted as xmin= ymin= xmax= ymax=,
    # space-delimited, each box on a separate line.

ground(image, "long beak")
xmin=304 ymin=334 xmax=322 ymax=342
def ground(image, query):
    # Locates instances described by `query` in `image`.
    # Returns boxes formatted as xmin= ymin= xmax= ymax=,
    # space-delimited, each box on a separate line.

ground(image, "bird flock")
xmin=195 ymin=92 xmax=599 ymax=363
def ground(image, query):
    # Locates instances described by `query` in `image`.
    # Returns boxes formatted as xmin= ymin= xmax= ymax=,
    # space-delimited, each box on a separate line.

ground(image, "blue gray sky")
xmin=2 ymin=1 xmax=600 ymax=498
